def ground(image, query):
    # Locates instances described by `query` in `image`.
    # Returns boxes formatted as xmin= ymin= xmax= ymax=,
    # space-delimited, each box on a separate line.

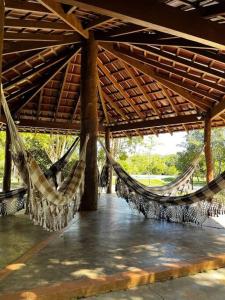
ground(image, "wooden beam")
xmin=3 ymin=40 xmax=78 ymax=55
xmin=97 ymin=58 xmax=145 ymax=120
xmin=101 ymin=89 xmax=129 ymax=121
xmin=97 ymin=74 xmax=110 ymax=124
xmin=36 ymin=0 xmax=88 ymax=38
xmin=4 ymin=54 xmax=67 ymax=90
xmin=96 ymin=33 xmax=215 ymax=50
xmin=5 ymin=0 xmax=50 ymax=13
xmin=0 ymin=116 xmax=105 ymax=132
xmin=108 ymin=114 xmax=201 ymax=132
xmin=36 ymin=90 xmax=43 ymax=120
xmin=85 ymin=16 xmax=113 ymax=30
xmin=79 ymin=33 xmax=98 ymax=210
xmin=120 ymin=61 xmax=161 ymax=117
xmin=54 ymin=63 xmax=70 ymax=121
xmin=66 ymin=0 xmax=225 ymax=49
xmin=211 ymin=98 xmax=225 ymax=119
xmin=100 ymin=43 xmax=210 ymax=111
xmin=117 ymin=48 xmax=225 ymax=96
xmin=204 ymin=115 xmax=214 ymax=183
xmin=134 ymin=44 xmax=225 ymax=82
xmin=157 ymin=83 xmax=179 ymax=115
xmin=4 ymin=32 xmax=80 ymax=42
xmin=4 ymin=18 xmax=73 ymax=31
xmin=70 ymin=97 xmax=80 ymax=121
xmin=3 ymin=50 xmax=41 ymax=74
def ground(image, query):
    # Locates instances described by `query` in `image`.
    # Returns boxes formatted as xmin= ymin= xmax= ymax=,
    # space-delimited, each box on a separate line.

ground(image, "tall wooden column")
xmin=204 ymin=115 xmax=214 ymax=183
xmin=79 ymin=33 xmax=98 ymax=211
xmin=3 ymin=127 xmax=12 ymax=192
xmin=105 ymin=128 xmax=112 ymax=194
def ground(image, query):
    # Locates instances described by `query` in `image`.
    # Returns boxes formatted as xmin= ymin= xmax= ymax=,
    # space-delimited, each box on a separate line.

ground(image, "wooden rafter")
xmin=3 ymin=40 xmax=78 ymax=55
xmin=70 ymin=96 xmax=80 ymax=121
xmin=36 ymin=90 xmax=43 ymax=121
xmin=68 ymin=0 xmax=225 ymax=49
xmin=5 ymin=0 xmax=49 ymax=13
xmin=157 ymin=83 xmax=180 ymax=115
xmin=4 ymin=18 xmax=73 ymax=31
xmin=36 ymin=0 xmax=88 ymax=38
xmin=54 ymin=63 xmax=70 ymax=121
xmin=100 ymin=43 xmax=211 ymax=111
xmin=4 ymin=52 xmax=68 ymax=90
xmin=96 ymin=33 xmax=215 ymax=50
xmin=101 ymin=89 xmax=129 ymax=121
xmin=85 ymin=16 xmax=114 ymax=30
xmin=97 ymin=58 xmax=145 ymax=120
xmin=119 ymin=61 xmax=161 ymax=117
xmin=116 ymin=48 xmax=225 ymax=97
xmin=211 ymin=98 xmax=225 ymax=120
xmin=97 ymin=73 xmax=110 ymax=124
xmin=134 ymin=44 xmax=225 ymax=82
xmin=10 ymin=47 xmax=80 ymax=114
xmin=108 ymin=114 xmax=201 ymax=132
xmin=4 ymin=32 xmax=80 ymax=42
xmin=3 ymin=50 xmax=41 ymax=74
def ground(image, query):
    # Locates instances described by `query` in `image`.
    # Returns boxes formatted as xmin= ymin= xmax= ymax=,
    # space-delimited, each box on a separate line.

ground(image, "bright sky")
xmin=151 ymin=132 xmax=187 ymax=155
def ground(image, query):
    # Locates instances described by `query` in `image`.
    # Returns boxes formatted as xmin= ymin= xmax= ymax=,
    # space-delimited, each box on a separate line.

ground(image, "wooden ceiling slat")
xmin=120 ymin=61 xmax=161 ymax=117
xmin=9 ymin=46 xmax=80 ymax=114
xmin=134 ymin=45 xmax=225 ymax=82
xmin=100 ymin=43 xmax=210 ymax=111
xmin=97 ymin=58 xmax=145 ymax=120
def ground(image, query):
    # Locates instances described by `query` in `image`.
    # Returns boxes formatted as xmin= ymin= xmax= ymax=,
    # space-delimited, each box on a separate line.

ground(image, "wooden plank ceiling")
xmin=1 ymin=0 xmax=225 ymax=137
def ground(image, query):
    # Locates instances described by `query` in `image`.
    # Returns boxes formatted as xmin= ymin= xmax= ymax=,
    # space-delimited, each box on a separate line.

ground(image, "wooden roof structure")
xmin=1 ymin=0 xmax=225 ymax=137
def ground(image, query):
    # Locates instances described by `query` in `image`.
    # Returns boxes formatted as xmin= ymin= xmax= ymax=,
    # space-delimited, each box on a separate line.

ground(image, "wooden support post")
xmin=79 ymin=33 xmax=98 ymax=210
xmin=204 ymin=115 xmax=214 ymax=183
xmin=105 ymin=128 xmax=112 ymax=194
xmin=3 ymin=127 xmax=12 ymax=192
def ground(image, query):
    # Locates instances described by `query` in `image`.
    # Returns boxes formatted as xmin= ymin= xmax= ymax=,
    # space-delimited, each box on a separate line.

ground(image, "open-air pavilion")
xmin=1 ymin=0 xmax=225 ymax=299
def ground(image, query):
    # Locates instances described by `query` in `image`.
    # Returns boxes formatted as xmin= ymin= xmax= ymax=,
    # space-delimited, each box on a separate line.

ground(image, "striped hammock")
xmin=99 ymin=140 xmax=225 ymax=224
xmin=1 ymin=85 xmax=88 ymax=231
xmin=0 ymin=137 xmax=79 ymax=216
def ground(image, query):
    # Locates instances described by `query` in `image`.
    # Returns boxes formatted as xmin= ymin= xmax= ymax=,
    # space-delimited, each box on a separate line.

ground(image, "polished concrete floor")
xmin=1 ymin=194 xmax=225 ymax=294
xmin=0 ymin=214 xmax=51 ymax=269
xmin=87 ymin=268 xmax=225 ymax=300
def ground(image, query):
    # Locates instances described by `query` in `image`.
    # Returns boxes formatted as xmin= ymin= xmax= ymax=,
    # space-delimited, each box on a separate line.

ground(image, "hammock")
xmin=100 ymin=141 xmax=225 ymax=224
xmin=0 ymin=188 xmax=26 ymax=216
xmin=142 ymin=150 xmax=202 ymax=195
xmin=0 ymin=137 xmax=79 ymax=216
xmin=1 ymin=85 xmax=88 ymax=231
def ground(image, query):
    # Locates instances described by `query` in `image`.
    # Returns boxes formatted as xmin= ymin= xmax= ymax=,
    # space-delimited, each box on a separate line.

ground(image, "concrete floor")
xmin=0 ymin=214 xmax=51 ymax=269
xmin=87 ymin=268 xmax=225 ymax=300
xmin=1 ymin=194 xmax=225 ymax=295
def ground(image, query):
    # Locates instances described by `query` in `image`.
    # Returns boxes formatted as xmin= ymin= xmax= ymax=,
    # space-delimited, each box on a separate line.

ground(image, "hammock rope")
xmin=0 ymin=85 xmax=88 ymax=231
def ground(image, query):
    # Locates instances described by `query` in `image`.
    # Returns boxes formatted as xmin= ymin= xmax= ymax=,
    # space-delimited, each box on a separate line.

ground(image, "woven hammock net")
xmin=99 ymin=141 xmax=225 ymax=225
xmin=0 ymin=85 xmax=88 ymax=231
